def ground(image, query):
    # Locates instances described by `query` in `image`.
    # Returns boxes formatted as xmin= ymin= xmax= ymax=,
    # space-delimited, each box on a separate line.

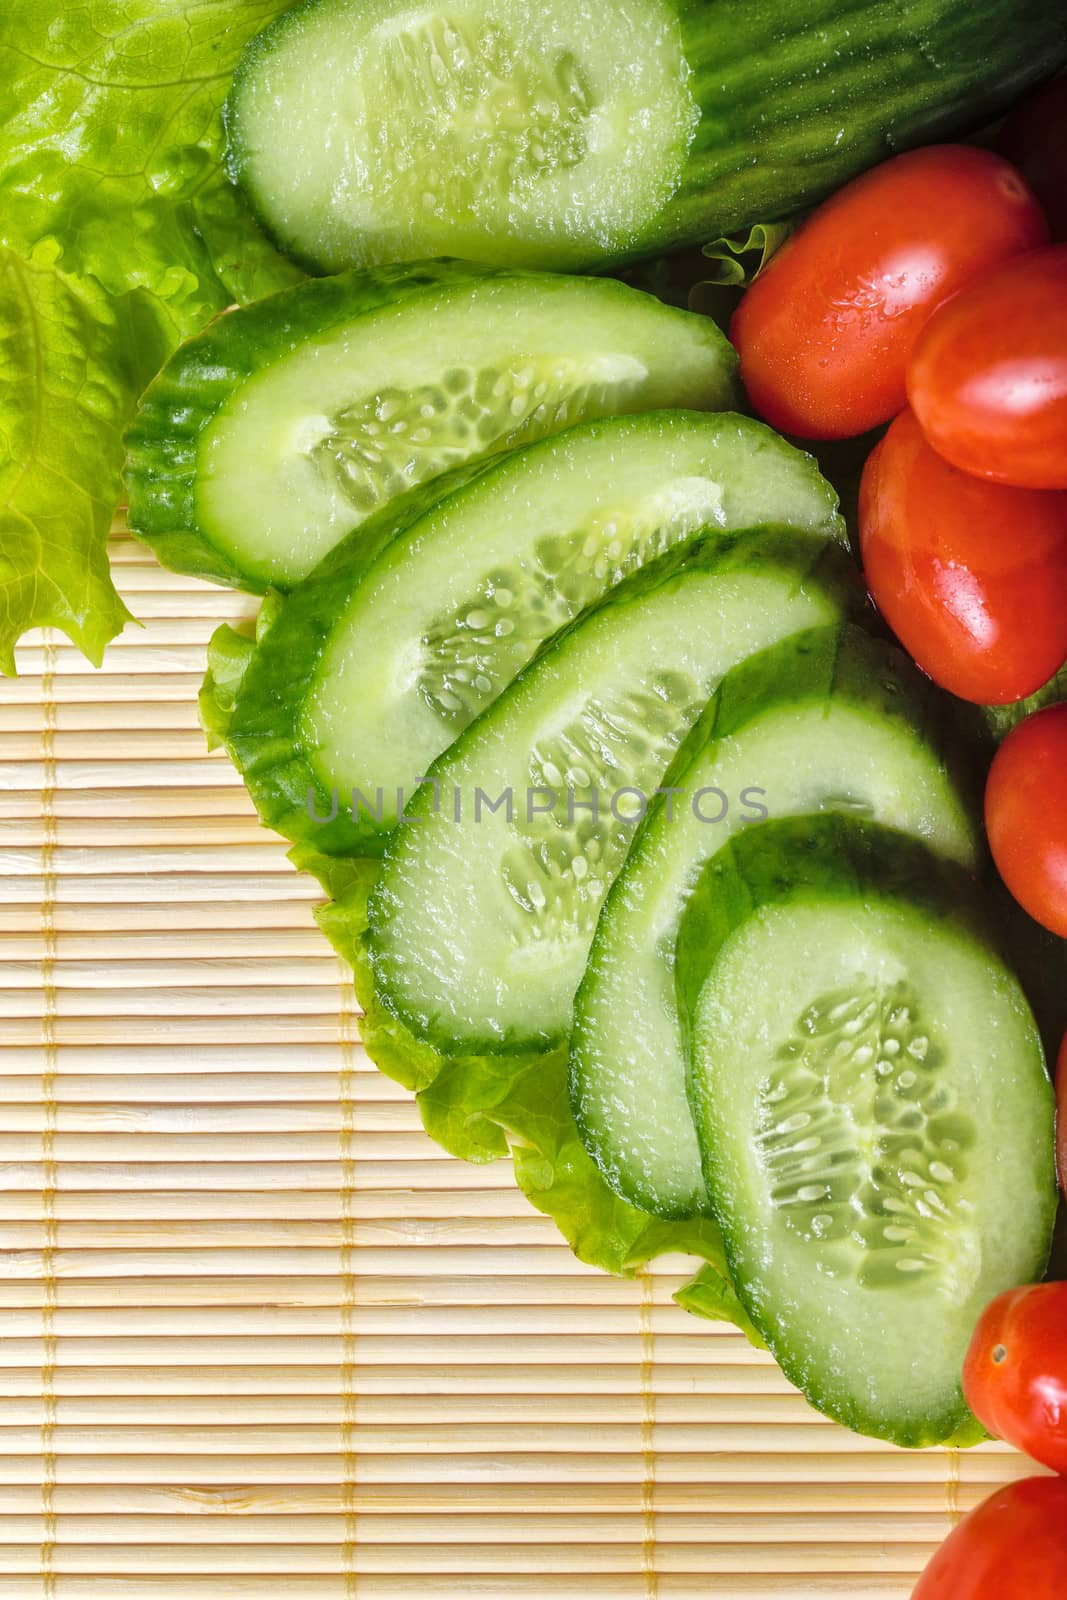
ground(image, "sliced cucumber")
xmin=572 ymin=625 xmax=981 ymax=1220
xmin=676 ymin=814 xmax=1056 ymax=1447
xmin=367 ymin=527 xmax=855 ymax=1053
xmin=223 ymin=411 xmax=843 ymax=855
xmin=226 ymin=0 xmax=1067 ymax=274
xmin=125 ymin=261 xmax=737 ymax=592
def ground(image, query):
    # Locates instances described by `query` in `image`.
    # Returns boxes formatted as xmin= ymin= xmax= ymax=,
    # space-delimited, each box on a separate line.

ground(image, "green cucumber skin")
xmin=126 ymin=260 xmax=502 ymax=591
xmin=126 ymin=259 xmax=733 ymax=592
xmin=570 ymin=623 xmax=983 ymax=1221
xmin=210 ymin=467 xmax=486 ymax=859
xmin=227 ymin=0 xmax=1066 ymax=274
xmin=657 ymin=0 xmax=1067 ymax=259
xmin=217 ymin=409 xmax=845 ymax=860
xmin=676 ymin=814 xmax=1057 ymax=1446
xmin=366 ymin=527 xmax=859 ymax=1056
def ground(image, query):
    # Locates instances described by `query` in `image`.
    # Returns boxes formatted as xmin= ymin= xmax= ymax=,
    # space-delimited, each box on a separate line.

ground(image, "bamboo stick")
xmin=0 ymin=1541 xmax=940 ymax=1575
xmin=0 ymin=960 xmax=342 ymax=995
xmin=0 ymin=1299 xmax=768 ymax=1337
xmin=0 ymin=1575 xmax=934 ymax=1599
xmin=0 ymin=1189 xmax=530 ymax=1221
xmin=0 ymin=1070 xmax=380 ymax=1103
xmin=0 ymin=1364 xmax=803 ymax=1402
xmin=0 ymin=1479 xmax=1027 ymax=1518
xmin=0 ymin=873 xmax=317 ymax=905
xmin=0 ymin=928 xmax=329 ymax=960
xmin=0 ymin=1044 xmax=354 ymax=1075
xmin=0 ymin=818 xmax=283 ymax=850
xmin=0 ymin=1333 xmax=776 ymax=1368
xmin=0 ymin=1451 xmax=1019 ymax=1485
xmin=0 ymin=1158 xmax=515 ymax=1191
xmin=0 ymin=1232 xmax=593 ymax=1281
xmin=1 ymin=844 xmax=297 ymax=878
xmin=0 ymin=1018 xmax=353 ymax=1043
xmin=0 ymin=1510 xmax=960 ymax=1546
xmin=0 ymin=1393 xmax=848 ymax=1430
xmin=0 ymin=703 xmax=199 ymax=734
xmin=0 ymin=675 xmax=232 ymax=706
xmin=0 ymin=901 xmax=321 ymax=936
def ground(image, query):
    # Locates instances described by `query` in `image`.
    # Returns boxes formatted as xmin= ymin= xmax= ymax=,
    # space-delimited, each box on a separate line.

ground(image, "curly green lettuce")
xmin=0 ymin=0 xmax=303 ymax=669
xmin=0 ymin=249 xmax=172 ymax=671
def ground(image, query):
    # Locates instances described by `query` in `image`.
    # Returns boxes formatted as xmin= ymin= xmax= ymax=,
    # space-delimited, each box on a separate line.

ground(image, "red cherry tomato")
xmin=731 ymin=145 xmax=1048 ymax=439
xmin=962 ymin=1284 xmax=1067 ymax=1472
xmin=1000 ymin=74 xmax=1067 ymax=242
xmin=909 ymin=245 xmax=1067 ymax=490
xmin=911 ymin=1477 xmax=1067 ymax=1599
xmin=1057 ymin=1031 xmax=1067 ymax=1195
xmin=986 ymin=704 xmax=1067 ymax=936
xmin=858 ymin=410 xmax=1067 ymax=703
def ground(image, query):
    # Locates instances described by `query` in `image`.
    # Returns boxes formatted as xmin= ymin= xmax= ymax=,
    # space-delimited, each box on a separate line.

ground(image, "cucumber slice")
xmin=125 ymin=261 xmax=737 ymax=592
xmin=226 ymin=0 xmax=1067 ymax=274
xmin=572 ymin=625 xmax=981 ymax=1220
xmin=368 ymin=527 xmax=855 ymax=1053
xmin=224 ymin=411 xmax=843 ymax=856
xmin=676 ymin=814 xmax=1056 ymax=1447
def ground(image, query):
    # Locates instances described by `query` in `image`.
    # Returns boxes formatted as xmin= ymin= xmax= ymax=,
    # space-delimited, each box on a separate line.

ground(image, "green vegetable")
xmin=572 ymin=624 xmax=981 ymax=1220
xmin=215 ymin=411 xmax=842 ymax=857
xmin=367 ymin=527 xmax=854 ymax=1055
xmin=0 ymin=0 xmax=303 ymax=668
xmin=126 ymin=262 xmax=738 ymax=593
xmin=0 ymin=1 xmax=302 ymax=329
xmin=0 ymin=249 xmax=170 ymax=672
xmin=982 ymin=663 xmax=1067 ymax=741
xmin=227 ymin=0 xmax=1067 ymax=273
xmin=677 ymin=813 xmax=1056 ymax=1446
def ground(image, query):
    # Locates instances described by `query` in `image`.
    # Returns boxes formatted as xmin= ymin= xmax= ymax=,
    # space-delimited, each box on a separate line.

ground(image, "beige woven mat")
xmin=0 ymin=527 xmax=1031 ymax=1597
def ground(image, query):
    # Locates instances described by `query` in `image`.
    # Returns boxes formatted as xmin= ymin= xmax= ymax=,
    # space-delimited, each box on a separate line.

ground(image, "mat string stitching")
xmin=339 ymin=962 xmax=358 ymax=1593
xmin=39 ymin=634 xmax=59 ymax=1599
xmin=638 ymin=1263 xmax=658 ymax=1599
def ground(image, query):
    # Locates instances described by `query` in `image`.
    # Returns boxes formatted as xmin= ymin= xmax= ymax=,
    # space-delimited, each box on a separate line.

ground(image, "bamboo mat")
xmin=0 ymin=526 xmax=1040 ymax=1599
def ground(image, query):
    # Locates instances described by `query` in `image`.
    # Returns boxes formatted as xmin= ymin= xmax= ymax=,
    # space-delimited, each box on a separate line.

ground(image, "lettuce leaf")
xmin=0 ymin=1 xmax=303 ymax=335
xmin=0 ymin=0 xmax=303 ymax=668
xmin=0 ymin=247 xmax=174 ymax=672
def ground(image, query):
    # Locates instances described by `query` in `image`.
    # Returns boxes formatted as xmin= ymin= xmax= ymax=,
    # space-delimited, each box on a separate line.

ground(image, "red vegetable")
xmin=911 ymin=1477 xmax=1067 ymax=1599
xmin=985 ymin=704 xmax=1067 ymax=936
xmin=1000 ymin=74 xmax=1067 ymax=242
xmin=731 ymin=145 xmax=1047 ymax=439
xmin=909 ymin=245 xmax=1067 ymax=490
xmin=962 ymin=1284 xmax=1067 ymax=1473
xmin=858 ymin=409 xmax=1067 ymax=704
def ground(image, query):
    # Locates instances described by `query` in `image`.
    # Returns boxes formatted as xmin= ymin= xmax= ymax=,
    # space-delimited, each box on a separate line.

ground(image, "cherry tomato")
xmin=858 ymin=410 xmax=1067 ymax=704
xmin=731 ymin=145 xmax=1048 ymax=439
xmin=911 ymin=1477 xmax=1067 ymax=1599
xmin=1000 ymin=74 xmax=1067 ymax=241
xmin=1057 ymin=1031 xmax=1067 ymax=1195
xmin=986 ymin=704 xmax=1067 ymax=936
xmin=962 ymin=1284 xmax=1067 ymax=1472
xmin=909 ymin=245 xmax=1067 ymax=490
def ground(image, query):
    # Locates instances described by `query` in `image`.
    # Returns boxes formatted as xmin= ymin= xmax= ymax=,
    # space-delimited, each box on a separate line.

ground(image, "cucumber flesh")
xmin=228 ymin=0 xmax=697 ymax=273
xmin=227 ymin=0 xmax=1067 ymax=273
xmin=292 ymin=412 xmax=842 ymax=846
xmin=677 ymin=815 xmax=1056 ymax=1446
xmin=572 ymin=625 xmax=980 ymax=1219
xmin=126 ymin=262 xmax=736 ymax=592
xmin=368 ymin=528 xmax=853 ymax=1053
